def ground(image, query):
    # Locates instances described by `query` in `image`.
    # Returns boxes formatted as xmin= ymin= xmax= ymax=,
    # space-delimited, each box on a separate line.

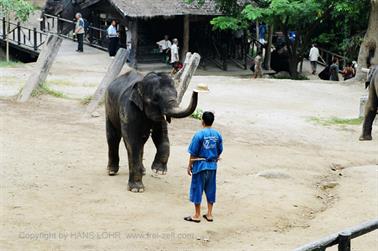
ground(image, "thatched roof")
xmin=109 ymin=0 xmax=220 ymax=17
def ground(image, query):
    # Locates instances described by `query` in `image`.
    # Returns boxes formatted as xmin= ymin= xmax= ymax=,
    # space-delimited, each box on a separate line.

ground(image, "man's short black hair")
xmin=202 ymin=111 xmax=214 ymax=126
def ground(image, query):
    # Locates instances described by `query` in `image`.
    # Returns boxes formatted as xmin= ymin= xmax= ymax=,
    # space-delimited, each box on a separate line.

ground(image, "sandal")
xmin=184 ymin=216 xmax=200 ymax=223
xmin=203 ymin=214 xmax=213 ymax=222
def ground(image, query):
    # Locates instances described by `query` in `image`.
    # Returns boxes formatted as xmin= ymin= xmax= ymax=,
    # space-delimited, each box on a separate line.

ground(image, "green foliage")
xmin=31 ymin=84 xmax=66 ymax=98
xmin=0 ymin=0 xmax=34 ymax=21
xmin=210 ymin=16 xmax=244 ymax=30
xmin=81 ymin=95 xmax=93 ymax=105
xmin=191 ymin=108 xmax=203 ymax=120
xmin=308 ymin=116 xmax=363 ymax=126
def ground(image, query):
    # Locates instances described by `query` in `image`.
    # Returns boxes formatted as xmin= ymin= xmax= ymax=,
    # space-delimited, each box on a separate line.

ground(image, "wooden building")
xmin=45 ymin=0 xmax=249 ymax=70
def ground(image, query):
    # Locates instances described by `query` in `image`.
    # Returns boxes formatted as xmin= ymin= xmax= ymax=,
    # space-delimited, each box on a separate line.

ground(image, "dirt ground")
xmin=1 ymin=41 xmax=378 ymax=250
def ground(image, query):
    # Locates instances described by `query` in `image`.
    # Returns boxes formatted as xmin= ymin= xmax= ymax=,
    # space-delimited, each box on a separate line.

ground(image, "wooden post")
xmin=174 ymin=52 xmax=201 ymax=104
xmin=17 ymin=22 xmax=20 ymax=45
xmin=17 ymin=35 xmax=63 ymax=103
xmin=129 ymin=19 xmax=138 ymax=68
xmin=2 ymin=17 xmax=5 ymax=39
xmin=338 ymin=231 xmax=351 ymax=251
xmin=33 ymin=28 xmax=37 ymax=51
xmin=85 ymin=48 xmax=129 ymax=115
xmin=182 ymin=15 xmax=190 ymax=60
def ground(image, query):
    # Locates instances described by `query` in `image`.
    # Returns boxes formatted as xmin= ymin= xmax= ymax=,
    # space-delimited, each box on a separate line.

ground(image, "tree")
xmin=355 ymin=0 xmax=378 ymax=81
xmin=191 ymin=0 xmax=371 ymax=78
xmin=0 ymin=0 xmax=34 ymax=62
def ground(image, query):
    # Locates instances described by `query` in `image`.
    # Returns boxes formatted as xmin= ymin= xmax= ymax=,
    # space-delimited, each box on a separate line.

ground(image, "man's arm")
xmin=187 ymin=155 xmax=196 ymax=176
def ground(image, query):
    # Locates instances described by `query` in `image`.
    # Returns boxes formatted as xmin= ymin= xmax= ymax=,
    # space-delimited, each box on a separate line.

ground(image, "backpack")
xmin=83 ymin=18 xmax=90 ymax=32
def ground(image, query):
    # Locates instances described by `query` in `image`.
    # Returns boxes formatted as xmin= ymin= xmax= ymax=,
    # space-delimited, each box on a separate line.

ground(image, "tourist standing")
xmin=74 ymin=13 xmax=85 ymax=52
xmin=309 ymin=44 xmax=320 ymax=74
xmin=329 ymin=58 xmax=340 ymax=81
xmin=156 ymin=35 xmax=172 ymax=63
xmin=170 ymin=38 xmax=180 ymax=74
xmin=107 ymin=20 xmax=119 ymax=57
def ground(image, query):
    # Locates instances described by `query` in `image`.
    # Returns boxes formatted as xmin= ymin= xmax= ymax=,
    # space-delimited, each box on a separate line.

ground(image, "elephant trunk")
xmin=166 ymin=91 xmax=198 ymax=119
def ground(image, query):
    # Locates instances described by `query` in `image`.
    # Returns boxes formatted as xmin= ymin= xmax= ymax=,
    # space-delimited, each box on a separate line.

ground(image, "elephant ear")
xmin=130 ymin=82 xmax=144 ymax=111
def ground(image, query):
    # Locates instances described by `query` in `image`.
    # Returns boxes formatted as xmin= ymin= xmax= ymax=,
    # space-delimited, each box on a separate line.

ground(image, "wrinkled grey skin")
xmin=105 ymin=70 xmax=198 ymax=192
xmin=360 ymin=66 xmax=378 ymax=141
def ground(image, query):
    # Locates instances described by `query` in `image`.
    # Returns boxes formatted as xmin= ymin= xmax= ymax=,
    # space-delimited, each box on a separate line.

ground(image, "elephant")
xmin=105 ymin=70 xmax=198 ymax=192
xmin=360 ymin=65 xmax=378 ymax=141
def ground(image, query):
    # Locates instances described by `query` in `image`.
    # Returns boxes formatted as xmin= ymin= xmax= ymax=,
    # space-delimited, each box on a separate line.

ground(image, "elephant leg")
xmin=151 ymin=121 xmax=170 ymax=175
xmin=360 ymin=83 xmax=378 ymax=141
xmin=123 ymin=128 xmax=149 ymax=193
xmin=106 ymin=118 xmax=121 ymax=175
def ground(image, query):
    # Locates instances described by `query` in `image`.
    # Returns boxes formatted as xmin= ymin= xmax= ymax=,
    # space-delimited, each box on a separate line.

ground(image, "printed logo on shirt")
xmin=202 ymin=136 xmax=218 ymax=150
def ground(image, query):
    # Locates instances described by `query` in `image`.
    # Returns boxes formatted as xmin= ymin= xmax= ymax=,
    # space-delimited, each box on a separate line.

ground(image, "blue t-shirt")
xmin=188 ymin=128 xmax=223 ymax=174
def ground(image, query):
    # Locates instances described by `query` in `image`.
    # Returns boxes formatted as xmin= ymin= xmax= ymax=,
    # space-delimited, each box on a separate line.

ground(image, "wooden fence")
xmin=294 ymin=219 xmax=378 ymax=251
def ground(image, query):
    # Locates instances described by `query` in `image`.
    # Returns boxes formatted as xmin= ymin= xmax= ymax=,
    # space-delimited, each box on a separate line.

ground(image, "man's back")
xmin=309 ymin=47 xmax=319 ymax=61
xmin=188 ymin=128 xmax=223 ymax=174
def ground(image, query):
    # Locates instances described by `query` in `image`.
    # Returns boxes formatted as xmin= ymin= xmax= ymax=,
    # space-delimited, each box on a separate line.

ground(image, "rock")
xmin=330 ymin=163 xmax=345 ymax=171
xmin=320 ymin=182 xmax=339 ymax=190
xmin=256 ymin=170 xmax=291 ymax=179
xmin=274 ymin=71 xmax=291 ymax=79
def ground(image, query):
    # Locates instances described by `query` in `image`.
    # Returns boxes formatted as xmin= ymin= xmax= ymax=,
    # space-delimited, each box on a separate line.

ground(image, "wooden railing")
xmin=41 ymin=13 xmax=108 ymax=51
xmin=294 ymin=219 xmax=378 ymax=251
xmin=317 ymin=47 xmax=349 ymax=67
xmin=0 ymin=17 xmax=47 ymax=53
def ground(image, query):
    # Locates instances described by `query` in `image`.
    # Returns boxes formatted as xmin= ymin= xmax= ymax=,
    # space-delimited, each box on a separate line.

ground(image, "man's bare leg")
xmin=193 ymin=204 xmax=201 ymax=220
xmin=206 ymin=202 xmax=213 ymax=220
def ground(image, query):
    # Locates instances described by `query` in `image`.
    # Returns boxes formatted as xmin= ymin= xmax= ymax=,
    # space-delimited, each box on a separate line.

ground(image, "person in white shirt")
xmin=74 ymin=13 xmax=85 ymax=52
xmin=309 ymin=44 xmax=320 ymax=74
xmin=170 ymin=38 xmax=180 ymax=73
xmin=156 ymin=35 xmax=172 ymax=63
xmin=107 ymin=20 xmax=119 ymax=57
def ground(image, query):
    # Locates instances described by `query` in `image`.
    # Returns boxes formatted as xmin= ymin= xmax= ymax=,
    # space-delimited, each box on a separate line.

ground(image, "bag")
xmin=83 ymin=18 xmax=90 ymax=33
xmin=318 ymin=65 xmax=330 ymax=80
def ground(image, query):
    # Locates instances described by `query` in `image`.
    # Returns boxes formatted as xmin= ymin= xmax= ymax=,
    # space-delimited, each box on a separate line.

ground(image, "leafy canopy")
xmin=0 ymin=0 xmax=34 ymax=21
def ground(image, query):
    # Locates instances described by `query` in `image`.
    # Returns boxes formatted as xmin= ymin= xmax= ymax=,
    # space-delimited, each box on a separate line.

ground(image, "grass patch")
xmin=191 ymin=108 xmax=203 ymax=120
xmin=308 ymin=116 xmax=363 ymax=126
xmin=81 ymin=95 xmax=93 ymax=105
xmin=46 ymin=79 xmax=75 ymax=86
xmin=31 ymin=83 xmax=66 ymax=98
xmin=0 ymin=60 xmax=22 ymax=68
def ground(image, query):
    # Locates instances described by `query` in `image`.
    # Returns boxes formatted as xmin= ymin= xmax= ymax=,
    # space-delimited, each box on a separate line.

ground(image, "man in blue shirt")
xmin=107 ymin=20 xmax=119 ymax=57
xmin=184 ymin=111 xmax=223 ymax=223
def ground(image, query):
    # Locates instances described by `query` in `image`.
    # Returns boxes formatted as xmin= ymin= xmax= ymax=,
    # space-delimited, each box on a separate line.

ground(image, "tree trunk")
xmin=263 ymin=24 xmax=273 ymax=70
xmin=17 ymin=35 xmax=63 ymax=102
xmin=288 ymin=55 xmax=299 ymax=78
xmin=355 ymin=0 xmax=378 ymax=81
xmin=129 ymin=19 xmax=138 ymax=68
xmin=86 ymin=48 xmax=129 ymax=115
xmin=181 ymin=15 xmax=190 ymax=60
xmin=174 ymin=52 xmax=201 ymax=104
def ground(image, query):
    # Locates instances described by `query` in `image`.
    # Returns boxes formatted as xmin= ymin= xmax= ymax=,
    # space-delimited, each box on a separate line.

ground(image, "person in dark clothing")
xmin=329 ymin=58 xmax=340 ymax=81
xmin=107 ymin=20 xmax=119 ymax=57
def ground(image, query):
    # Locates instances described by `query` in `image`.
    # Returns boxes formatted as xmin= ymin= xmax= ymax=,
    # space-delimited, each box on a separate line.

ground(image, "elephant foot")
xmin=107 ymin=166 xmax=119 ymax=176
xmin=151 ymin=161 xmax=167 ymax=175
xmin=128 ymin=180 xmax=145 ymax=193
xmin=359 ymin=135 xmax=372 ymax=141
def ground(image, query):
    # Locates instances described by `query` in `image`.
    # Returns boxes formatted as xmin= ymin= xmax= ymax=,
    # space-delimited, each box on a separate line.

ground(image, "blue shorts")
xmin=189 ymin=170 xmax=216 ymax=204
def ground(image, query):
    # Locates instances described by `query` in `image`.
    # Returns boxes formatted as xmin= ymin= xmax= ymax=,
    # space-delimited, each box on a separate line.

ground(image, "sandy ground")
xmin=1 ymin=41 xmax=378 ymax=251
